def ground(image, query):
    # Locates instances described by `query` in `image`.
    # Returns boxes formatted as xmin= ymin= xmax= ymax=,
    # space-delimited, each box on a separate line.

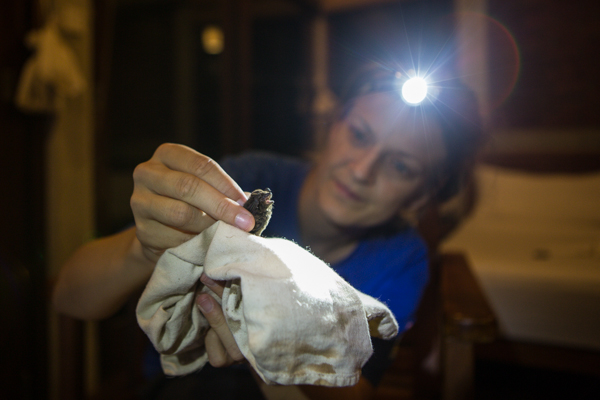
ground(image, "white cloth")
xmin=136 ymin=221 xmax=399 ymax=387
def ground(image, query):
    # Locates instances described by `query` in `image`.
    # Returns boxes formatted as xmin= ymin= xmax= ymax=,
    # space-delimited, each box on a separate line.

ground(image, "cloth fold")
xmin=136 ymin=221 xmax=398 ymax=387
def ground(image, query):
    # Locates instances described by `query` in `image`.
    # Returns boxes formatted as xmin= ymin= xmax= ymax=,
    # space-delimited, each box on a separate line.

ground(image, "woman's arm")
xmin=52 ymin=227 xmax=153 ymax=320
xmin=53 ymin=143 xmax=256 ymax=320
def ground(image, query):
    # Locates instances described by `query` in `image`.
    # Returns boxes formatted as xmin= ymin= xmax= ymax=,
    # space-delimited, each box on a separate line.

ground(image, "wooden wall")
xmin=0 ymin=1 xmax=49 ymax=399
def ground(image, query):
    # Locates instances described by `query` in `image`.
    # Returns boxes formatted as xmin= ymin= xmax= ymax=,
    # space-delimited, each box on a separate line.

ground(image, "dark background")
xmin=1 ymin=0 xmax=599 ymax=399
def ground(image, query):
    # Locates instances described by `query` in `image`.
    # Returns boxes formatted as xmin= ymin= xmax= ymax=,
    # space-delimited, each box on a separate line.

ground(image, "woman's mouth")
xmin=333 ymin=179 xmax=364 ymax=202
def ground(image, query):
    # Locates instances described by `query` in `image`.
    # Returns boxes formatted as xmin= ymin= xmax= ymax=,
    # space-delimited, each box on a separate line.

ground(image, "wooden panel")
xmin=481 ymin=152 xmax=600 ymax=174
xmin=441 ymin=253 xmax=497 ymax=343
xmin=476 ymin=339 xmax=600 ymax=377
xmin=488 ymin=0 xmax=600 ymax=129
xmin=0 ymin=1 xmax=49 ymax=399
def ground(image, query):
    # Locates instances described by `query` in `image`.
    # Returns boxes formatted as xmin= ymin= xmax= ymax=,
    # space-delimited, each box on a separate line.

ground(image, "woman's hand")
xmin=130 ymin=143 xmax=255 ymax=263
xmin=196 ymin=273 xmax=376 ymax=400
xmin=197 ymin=273 xmax=245 ymax=366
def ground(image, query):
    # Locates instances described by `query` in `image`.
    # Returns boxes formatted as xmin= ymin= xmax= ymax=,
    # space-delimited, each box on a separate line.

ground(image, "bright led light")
xmin=401 ymin=77 xmax=428 ymax=105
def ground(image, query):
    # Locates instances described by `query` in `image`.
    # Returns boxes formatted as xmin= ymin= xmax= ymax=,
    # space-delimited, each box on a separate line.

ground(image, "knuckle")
xmin=207 ymin=311 xmax=226 ymax=329
xmin=166 ymin=202 xmax=194 ymax=228
xmin=189 ymin=155 xmax=216 ymax=178
xmin=132 ymin=162 xmax=149 ymax=184
xmin=133 ymin=221 xmax=150 ymax=242
xmin=154 ymin=142 xmax=175 ymax=157
xmin=174 ymin=174 xmax=200 ymax=200
xmin=133 ymin=224 xmax=144 ymax=242
xmin=134 ymin=227 xmax=152 ymax=252
xmin=229 ymin=347 xmax=244 ymax=362
xmin=129 ymin=193 xmax=141 ymax=213
xmin=130 ymin=193 xmax=148 ymax=221
xmin=213 ymin=197 xmax=233 ymax=221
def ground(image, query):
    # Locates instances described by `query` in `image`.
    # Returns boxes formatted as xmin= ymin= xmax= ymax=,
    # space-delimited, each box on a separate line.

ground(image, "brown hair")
xmin=336 ymin=62 xmax=485 ymax=203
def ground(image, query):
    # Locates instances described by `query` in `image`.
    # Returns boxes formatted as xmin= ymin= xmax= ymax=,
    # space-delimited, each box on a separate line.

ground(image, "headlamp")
xmin=401 ymin=77 xmax=428 ymax=105
xmin=393 ymin=71 xmax=430 ymax=106
xmin=350 ymin=66 xmax=435 ymax=107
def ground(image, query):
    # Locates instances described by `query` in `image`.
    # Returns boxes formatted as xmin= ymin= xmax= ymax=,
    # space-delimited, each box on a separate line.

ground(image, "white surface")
xmin=442 ymin=166 xmax=600 ymax=350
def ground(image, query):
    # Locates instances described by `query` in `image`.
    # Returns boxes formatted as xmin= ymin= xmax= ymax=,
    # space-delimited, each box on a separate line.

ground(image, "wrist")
xmin=126 ymin=228 xmax=158 ymax=277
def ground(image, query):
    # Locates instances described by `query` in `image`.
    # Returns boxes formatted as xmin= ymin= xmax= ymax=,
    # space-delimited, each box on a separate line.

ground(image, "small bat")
xmin=243 ymin=188 xmax=274 ymax=236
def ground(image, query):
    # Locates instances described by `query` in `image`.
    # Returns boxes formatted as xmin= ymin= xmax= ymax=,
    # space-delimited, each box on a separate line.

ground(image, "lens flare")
xmin=453 ymin=11 xmax=521 ymax=112
xmin=401 ymin=77 xmax=428 ymax=105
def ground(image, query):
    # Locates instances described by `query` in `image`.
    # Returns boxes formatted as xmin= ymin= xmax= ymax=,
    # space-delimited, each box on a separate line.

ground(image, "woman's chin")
xmin=319 ymin=202 xmax=373 ymax=230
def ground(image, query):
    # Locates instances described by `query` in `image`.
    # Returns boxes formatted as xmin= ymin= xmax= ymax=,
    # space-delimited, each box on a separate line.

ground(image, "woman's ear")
xmin=397 ymin=189 xmax=434 ymax=227
xmin=403 ymin=191 xmax=433 ymax=215
xmin=408 ymin=170 xmax=452 ymax=213
xmin=399 ymin=175 xmax=448 ymax=224
xmin=403 ymin=175 xmax=445 ymax=214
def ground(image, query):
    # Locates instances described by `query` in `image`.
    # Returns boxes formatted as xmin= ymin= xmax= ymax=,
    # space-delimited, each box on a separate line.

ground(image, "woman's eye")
xmin=349 ymin=126 xmax=370 ymax=146
xmin=393 ymin=161 xmax=410 ymax=175
xmin=387 ymin=158 xmax=418 ymax=179
xmin=394 ymin=161 xmax=408 ymax=173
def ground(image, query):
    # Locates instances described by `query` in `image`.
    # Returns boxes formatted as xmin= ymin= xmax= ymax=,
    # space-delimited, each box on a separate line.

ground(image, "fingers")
xmin=147 ymin=163 xmax=253 ymax=231
xmin=131 ymin=189 xmax=208 ymax=262
xmin=131 ymin=188 xmax=217 ymax=234
xmin=133 ymin=219 xmax=196 ymax=262
xmin=196 ymin=293 xmax=245 ymax=367
xmin=156 ymin=143 xmax=246 ymax=203
xmin=130 ymin=143 xmax=256 ymax=263
xmin=133 ymin=144 xmax=255 ymax=232
xmin=200 ymin=273 xmax=225 ymax=298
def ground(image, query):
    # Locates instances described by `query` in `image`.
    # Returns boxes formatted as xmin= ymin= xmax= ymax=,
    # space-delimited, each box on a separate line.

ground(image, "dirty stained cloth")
xmin=136 ymin=221 xmax=399 ymax=387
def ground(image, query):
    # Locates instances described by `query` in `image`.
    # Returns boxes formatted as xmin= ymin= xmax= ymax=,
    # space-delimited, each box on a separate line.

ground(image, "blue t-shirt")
xmin=220 ymin=151 xmax=429 ymax=334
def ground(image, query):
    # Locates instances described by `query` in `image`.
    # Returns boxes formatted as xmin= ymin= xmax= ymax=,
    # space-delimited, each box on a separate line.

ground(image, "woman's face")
xmin=312 ymin=91 xmax=447 ymax=228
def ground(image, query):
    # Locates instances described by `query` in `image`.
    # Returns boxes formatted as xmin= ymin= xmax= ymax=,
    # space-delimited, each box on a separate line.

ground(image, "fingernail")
xmin=236 ymin=197 xmax=247 ymax=206
xmin=234 ymin=212 xmax=253 ymax=231
xmin=197 ymin=295 xmax=213 ymax=313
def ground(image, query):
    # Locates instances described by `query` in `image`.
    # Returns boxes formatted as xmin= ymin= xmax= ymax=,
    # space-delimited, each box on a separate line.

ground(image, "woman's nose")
xmin=350 ymin=147 xmax=380 ymax=184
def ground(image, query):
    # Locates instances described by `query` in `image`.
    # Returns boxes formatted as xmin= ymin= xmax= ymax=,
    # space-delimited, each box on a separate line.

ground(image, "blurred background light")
xmin=202 ymin=25 xmax=224 ymax=55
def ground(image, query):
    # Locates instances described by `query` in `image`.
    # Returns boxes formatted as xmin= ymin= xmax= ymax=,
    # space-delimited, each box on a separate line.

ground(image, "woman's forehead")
xmin=349 ymin=93 xmax=444 ymax=147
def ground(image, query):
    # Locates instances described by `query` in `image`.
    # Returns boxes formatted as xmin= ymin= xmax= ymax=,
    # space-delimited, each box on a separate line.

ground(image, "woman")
xmin=53 ymin=62 xmax=483 ymax=399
